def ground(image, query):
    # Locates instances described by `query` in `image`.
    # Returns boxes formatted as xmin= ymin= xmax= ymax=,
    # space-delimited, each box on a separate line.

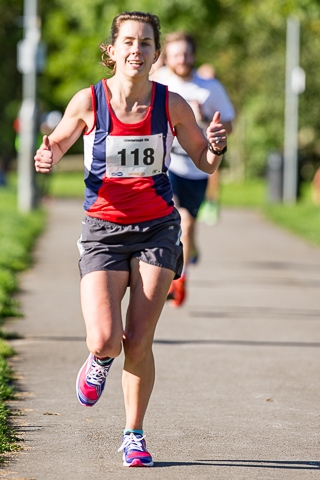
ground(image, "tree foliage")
xmin=0 ymin=0 xmax=23 ymax=167
xmin=1 ymin=0 xmax=320 ymax=179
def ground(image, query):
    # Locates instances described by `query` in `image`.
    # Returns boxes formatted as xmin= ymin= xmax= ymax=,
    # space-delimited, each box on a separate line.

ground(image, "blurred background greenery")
xmin=1 ymin=0 xmax=320 ymax=185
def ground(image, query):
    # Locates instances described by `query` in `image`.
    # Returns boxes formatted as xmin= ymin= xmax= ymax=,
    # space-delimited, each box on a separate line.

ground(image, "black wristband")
xmin=208 ymin=142 xmax=227 ymax=156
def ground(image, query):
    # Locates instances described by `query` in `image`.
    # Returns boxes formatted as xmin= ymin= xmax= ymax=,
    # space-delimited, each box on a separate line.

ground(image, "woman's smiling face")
xmin=108 ymin=20 xmax=159 ymax=77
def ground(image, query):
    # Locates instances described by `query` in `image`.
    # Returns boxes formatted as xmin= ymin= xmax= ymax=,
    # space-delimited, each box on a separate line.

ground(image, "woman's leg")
xmin=80 ymin=270 xmax=129 ymax=358
xmin=122 ymin=259 xmax=174 ymax=430
xmin=76 ymin=270 xmax=130 ymax=407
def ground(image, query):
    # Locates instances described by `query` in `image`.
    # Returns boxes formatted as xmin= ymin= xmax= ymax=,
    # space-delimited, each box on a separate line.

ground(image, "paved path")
xmin=1 ymin=198 xmax=320 ymax=479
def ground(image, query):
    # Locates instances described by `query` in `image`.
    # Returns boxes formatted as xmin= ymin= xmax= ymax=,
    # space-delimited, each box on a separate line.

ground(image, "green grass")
xmin=0 ymin=177 xmax=45 ymax=459
xmin=220 ymin=178 xmax=320 ymax=247
xmin=220 ymin=178 xmax=267 ymax=208
xmin=263 ymin=202 xmax=320 ymax=247
xmin=49 ymin=170 xmax=84 ymax=198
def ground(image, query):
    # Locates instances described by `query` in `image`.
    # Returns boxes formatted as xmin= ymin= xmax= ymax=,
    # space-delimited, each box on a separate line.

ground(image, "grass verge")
xmin=220 ymin=178 xmax=320 ymax=247
xmin=0 ymin=178 xmax=45 ymax=459
xmin=49 ymin=170 xmax=83 ymax=198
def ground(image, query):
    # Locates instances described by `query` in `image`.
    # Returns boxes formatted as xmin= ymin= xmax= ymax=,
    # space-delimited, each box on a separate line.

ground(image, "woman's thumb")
xmin=43 ymin=135 xmax=51 ymax=150
xmin=212 ymin=111 xmax=221 ymax=124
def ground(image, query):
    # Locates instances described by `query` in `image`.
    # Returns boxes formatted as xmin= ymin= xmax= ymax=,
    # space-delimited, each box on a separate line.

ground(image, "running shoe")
xmin=198 ymin=200 xmax=219 ymax=226
xmin=189 ymin=246 xmax=199 ymax=265
xmin=76 ymin=353 xmax=113 ymax=407
xmin=170 ymin=275 xmax=186 ymax=308
xmin=118 ymin=433 xmax=154 ymax=467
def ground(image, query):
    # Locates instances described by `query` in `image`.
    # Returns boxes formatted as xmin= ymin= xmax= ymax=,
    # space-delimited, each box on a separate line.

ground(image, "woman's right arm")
xmin=34 ymin=88 xmax=93 ymax=174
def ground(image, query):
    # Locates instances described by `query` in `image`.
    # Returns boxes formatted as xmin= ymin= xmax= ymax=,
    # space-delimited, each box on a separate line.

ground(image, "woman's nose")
xmin=131 ymin=41 xmax=141 ymax=53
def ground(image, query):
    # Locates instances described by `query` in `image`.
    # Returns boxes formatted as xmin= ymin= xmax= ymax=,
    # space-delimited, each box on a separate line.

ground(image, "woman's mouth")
xmin=128 ymin=60 xmax=143 ymax=67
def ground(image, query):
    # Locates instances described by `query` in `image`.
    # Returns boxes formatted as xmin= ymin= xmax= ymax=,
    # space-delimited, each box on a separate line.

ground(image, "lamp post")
xmin=283 ymin=17 xmax=305 ymax=203
xmin=17 ymin=0 xmax=44 ymax=211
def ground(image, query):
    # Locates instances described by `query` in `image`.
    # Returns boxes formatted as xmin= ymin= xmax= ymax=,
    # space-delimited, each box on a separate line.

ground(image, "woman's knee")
xmin=86 ymin=331 xmax=122 ymax=359
xmin=123 ymin=333 xmax=152 ymax=363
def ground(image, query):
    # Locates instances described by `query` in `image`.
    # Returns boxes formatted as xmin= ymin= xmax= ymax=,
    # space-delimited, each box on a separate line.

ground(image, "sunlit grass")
xmin=0 ymin=177 xmax=45 ymax=457
xmin=48 ymin=170 xmax=84 ymax=198
xmin=220 ymin=178 xmax=267 ymax=207
xmin=221 ymin=179 xmax=320 ymax=247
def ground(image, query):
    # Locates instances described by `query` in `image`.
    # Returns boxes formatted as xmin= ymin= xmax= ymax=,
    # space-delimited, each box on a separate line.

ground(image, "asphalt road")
xmin=1 ymin=198 xmax=320 ymax=479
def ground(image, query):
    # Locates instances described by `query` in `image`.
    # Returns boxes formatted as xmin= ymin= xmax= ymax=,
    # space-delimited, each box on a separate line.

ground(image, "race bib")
xmin=106 ymin=134 xmax=164 ymax=178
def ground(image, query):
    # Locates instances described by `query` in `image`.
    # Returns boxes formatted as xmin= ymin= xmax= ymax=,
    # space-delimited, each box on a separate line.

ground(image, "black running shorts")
xmin=77 ymin=209 xmax=183 ymax=280
xmin=169 ymin=170 xmax=208 ymax=218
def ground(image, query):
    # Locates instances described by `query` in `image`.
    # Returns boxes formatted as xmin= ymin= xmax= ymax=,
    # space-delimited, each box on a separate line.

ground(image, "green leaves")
xmin=1 ymin=0 xmax=320 ymax=178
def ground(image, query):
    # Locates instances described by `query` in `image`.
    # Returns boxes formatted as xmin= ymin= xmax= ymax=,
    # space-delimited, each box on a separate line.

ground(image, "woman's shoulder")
xmin=66 ymin=87 xmax=94 ymax=115
xmin=168 ymin=90 xmax=189 ymax=111
xmin=71 ymin=87 xmax=93 ymax=103
xmin=167 ymin=91 xmax=194 ymax=128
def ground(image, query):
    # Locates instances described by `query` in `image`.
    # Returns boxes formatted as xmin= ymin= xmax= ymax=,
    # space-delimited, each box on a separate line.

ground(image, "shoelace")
xmin=117 ymin=433 xmax=146 ymax=453
xmin=86 ymin=359 xmax=110 ymax=386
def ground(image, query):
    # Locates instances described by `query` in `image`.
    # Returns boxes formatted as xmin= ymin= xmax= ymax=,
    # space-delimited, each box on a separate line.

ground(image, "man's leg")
xmin=179 ymin=207 xmax=197 ymax=268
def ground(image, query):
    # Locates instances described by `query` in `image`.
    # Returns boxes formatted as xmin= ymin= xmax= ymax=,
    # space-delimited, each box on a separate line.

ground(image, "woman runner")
xmin=34 ymin=11 xmax=227 ymax=467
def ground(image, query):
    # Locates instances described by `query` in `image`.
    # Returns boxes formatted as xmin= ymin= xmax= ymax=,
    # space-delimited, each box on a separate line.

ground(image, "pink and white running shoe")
xmin=76 ymin=353 xmax=113 ymax=407
xmin=118 ymin=433 xmax=154 ymax=467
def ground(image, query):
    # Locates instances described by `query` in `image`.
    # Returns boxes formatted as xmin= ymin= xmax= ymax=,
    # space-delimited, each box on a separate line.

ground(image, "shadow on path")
xmin=154 ymin=459 xmax=320 ymax=470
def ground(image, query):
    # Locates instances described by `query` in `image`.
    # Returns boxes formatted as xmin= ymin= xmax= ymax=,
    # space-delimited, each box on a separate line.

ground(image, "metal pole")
xmin=283 ymin=17 xmax=300 ymax=203
xmin=17 ymin=0 xmax=39 ymax=211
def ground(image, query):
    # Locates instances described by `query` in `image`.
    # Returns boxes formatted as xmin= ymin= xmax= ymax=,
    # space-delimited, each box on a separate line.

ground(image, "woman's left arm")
xmin=169 ymin=92 xmax=227 ymax=175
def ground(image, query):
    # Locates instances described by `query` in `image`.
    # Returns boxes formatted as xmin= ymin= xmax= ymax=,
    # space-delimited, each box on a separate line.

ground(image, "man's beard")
xmin=171 ymin=63 xmax=193 ymax=79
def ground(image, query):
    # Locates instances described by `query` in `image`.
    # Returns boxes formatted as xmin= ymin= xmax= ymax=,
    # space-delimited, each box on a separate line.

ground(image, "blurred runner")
xmin=152 ymin=32 xmax=235 ymax=307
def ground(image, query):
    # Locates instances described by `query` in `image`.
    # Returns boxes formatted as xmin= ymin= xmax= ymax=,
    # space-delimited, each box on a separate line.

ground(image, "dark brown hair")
xmin=100 ymin=11 xmax=161 ymax=74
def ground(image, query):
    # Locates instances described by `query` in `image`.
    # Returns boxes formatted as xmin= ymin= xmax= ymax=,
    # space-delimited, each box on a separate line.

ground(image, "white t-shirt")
xmin=155 ymin=67 xmax=235 ymax=179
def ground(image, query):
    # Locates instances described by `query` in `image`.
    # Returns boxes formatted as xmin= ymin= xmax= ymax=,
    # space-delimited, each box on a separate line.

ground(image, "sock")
xmin=123 ymin=428 xmax=143 ymax=436
xmin=94 ymin=356 xmax=113 ymax=366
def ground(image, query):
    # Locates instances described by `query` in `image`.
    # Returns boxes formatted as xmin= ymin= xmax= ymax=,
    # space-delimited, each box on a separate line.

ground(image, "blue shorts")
xmin=169 ymin=171 xmax=208 ymax=218
xmin=77 ymin=209 xmax=183 ymax=280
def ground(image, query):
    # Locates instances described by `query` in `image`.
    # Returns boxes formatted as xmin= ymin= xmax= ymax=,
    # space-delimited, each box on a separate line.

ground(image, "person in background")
xmin=151 ymin=32 xmax=235 ymax=307
xmin=197 ymin=63 xmax=216 ymax=80
xmin=34 ymin=12 xmax=227 ymax=467
xmin=196 ymin=63 xmax=222 ymax=227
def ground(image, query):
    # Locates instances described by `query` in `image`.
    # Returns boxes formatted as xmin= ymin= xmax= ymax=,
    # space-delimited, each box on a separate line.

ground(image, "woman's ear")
xmin=107 ymin=44 xmax=116 ymax=60
xmin=153 ymin=50 xmax=161 ymax=64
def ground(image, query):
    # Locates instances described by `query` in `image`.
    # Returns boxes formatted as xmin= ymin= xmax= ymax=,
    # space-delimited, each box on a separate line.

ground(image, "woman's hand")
xmin=206 ymin=111 xmax=227 ymax=153
xmin=34 ymin=135 xmax=53 ymax=174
